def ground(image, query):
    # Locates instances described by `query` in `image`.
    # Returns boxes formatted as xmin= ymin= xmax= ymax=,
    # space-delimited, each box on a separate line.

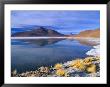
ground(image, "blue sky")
xmin=11 ymin=10 xmax=100 ymax=34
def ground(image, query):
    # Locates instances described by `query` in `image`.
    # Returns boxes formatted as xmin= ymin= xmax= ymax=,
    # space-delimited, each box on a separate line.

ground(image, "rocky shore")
xmin=12 ymin=56 xmax=100 ymax=77
xmin=11 ymin=38 xmax=100 ymax=77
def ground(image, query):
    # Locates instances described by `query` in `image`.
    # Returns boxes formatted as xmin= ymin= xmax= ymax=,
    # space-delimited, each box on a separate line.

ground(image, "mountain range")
xmin=12 ymin=27 xmax=64 ymax=37
xmin=12 ymin=26 xmax=100 ymax=38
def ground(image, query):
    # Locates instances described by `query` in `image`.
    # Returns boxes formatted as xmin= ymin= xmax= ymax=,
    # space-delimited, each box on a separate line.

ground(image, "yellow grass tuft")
xmin=56 ymin=69 xmax=66 ymax=76
xmin=54 ymin=63 xmax=63 ymax=70
xmin=83 ymin=57 xmax=93 ymax=65
xmin=86 ymin=64 xmax=96 ymax=73
xmin=70 ymin=59 xmax=86 ymax=70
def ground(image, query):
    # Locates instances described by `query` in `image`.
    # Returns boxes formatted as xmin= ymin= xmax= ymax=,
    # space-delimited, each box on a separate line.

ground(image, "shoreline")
xmin=11 ymin=36 xmax=99 ymax=39
xmin=11 ymin=38 xmax=100 ymax=77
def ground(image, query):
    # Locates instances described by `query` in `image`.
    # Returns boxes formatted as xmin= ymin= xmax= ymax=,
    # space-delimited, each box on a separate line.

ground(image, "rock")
xmin=30 ymin=74 xmax=36 ymax=77
xmin=39 ymin=66 xmax=50 ymax=74
xmin=95 ymin=57 xmax=100 ymax=60
xmin=86 ymin=64 xmax=96 ymax=73
xmin=12 ymin=69 xmax=17 ymax=76
xmin=11 ymin=54 xmax=100 ymax=77
xmin=74 ymin=74 xmax=80 ymax=77
xmin=86 ymin=72 xmax=100 ymax=77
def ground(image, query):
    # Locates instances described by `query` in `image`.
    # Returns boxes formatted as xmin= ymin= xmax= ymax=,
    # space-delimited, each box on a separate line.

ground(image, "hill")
xmin=12 ymin=27 xmax=64 ymax=37
xmin=74 ymin=28 xmax=100 ymax=38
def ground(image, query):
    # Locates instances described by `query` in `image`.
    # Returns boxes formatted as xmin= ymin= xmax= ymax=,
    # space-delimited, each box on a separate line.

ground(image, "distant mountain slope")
xmin=12 ymin=27 xmax=64 ymax=37
xmin=74 ymin=28 xmax=100 ymax=38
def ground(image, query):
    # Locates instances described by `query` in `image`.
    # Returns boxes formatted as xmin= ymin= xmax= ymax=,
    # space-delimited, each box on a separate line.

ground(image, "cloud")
xmin=11 ymin=10 xmax=100 ymax=34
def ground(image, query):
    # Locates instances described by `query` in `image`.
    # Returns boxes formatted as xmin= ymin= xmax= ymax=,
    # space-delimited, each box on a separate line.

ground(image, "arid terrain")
xmin=74 ymin=29 xmax=100 ymax=38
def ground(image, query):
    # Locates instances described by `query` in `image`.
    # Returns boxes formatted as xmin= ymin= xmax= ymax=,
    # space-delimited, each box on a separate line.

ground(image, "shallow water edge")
xmin=11 ymin=38 xmax=100 ymax=77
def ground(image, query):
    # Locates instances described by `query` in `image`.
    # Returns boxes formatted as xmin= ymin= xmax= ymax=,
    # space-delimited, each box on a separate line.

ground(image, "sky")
xmin=11 ymin=10 xmax=100 ymax=34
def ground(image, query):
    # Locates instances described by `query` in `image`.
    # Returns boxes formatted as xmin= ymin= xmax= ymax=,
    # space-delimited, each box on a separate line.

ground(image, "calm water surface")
xmin=11 ymin=38 xmax=92 ymax=73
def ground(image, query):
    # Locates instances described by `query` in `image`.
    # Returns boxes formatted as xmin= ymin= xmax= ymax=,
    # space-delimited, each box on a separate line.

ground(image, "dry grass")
xmin=86 ymin=64 xmax=96 ymax=73
xmin=83 ymin=57 xmax=93 ymax=65
xmin=56 ymin=69 xmax=66 ymax=76
xmin=69 ymin=57 xmax=99 ymax=72
xmin=70 ymin=59 xmax=86 ymax=71
xmin=54 ymin=63 xmax=63 ymax=70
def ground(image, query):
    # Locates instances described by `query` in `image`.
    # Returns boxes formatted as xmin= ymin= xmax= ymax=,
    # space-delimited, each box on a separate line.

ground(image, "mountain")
xmin=74 ymin=28 xmax=100 ymax=38
xmin=12 ymin=27 xmax=64 ymax=37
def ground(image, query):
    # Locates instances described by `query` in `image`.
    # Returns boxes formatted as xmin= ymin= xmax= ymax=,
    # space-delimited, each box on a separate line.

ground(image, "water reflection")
xmin=12 ymin=38 xmax=65 ymax=46
xmin=11 ymin=38 xmax=93 ymax=73
xmin=77 ymin=39 xmax=99 ymax=46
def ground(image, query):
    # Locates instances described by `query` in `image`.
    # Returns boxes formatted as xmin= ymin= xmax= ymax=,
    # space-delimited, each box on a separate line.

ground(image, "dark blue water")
xmin=11 ymin=39 xmax=92 ymax=73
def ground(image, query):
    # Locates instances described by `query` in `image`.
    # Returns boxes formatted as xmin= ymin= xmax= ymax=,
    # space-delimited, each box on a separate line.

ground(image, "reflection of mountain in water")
xmin=77 ymin=39 xmax=99 ymax=46
xmin=19 ymin=39 xmax=65 ymax=46
xmin=12 ymin=38 xmax=98 ymax=47
xmin=12 ymin=38 xmax=92 ymax=73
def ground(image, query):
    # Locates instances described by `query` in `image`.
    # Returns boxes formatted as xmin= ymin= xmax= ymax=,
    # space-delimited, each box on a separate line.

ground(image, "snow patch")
xmin=86 ymin=45 xmax=100 ymax=57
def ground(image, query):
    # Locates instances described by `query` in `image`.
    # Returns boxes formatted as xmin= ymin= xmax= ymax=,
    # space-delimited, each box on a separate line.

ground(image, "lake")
xmin=11 ymin=38 xmax=93 ymax=73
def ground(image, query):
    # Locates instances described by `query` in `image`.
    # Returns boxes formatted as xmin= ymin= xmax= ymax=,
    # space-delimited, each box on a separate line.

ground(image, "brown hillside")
xmin=12 ymin=27 xmax=64 ymax=37
xmin=75 ymin=29 xmax=100 ymax=38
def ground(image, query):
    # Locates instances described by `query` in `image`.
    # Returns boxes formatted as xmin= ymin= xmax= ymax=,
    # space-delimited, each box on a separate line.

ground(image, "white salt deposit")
xmin=86 ymin=45 xmax=100 ymax=57
xmin=84 ymin=38 xmax=100 ymax=57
